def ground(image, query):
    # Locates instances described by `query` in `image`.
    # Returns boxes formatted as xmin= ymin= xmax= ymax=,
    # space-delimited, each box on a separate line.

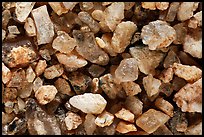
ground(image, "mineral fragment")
xmin=95 ymin=111 xmax=114 ymax=127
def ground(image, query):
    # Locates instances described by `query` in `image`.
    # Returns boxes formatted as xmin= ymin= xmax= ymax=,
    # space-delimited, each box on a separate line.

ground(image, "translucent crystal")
xmin=88 ymin=64 xmax=105 ymax=78
xmin=84 ymin=114 xmax=97 ymax=135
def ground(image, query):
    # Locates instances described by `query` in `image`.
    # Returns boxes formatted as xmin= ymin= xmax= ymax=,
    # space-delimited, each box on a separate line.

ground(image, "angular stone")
xmin=115 ymin=58 xmax=138 ymax=83
xmin=52 ymin=31 xmax=77 ymax=54
xmin=33 ymin=77 xmax=43 ymax=92
xmin=80 ymin=2 xmax=94 ymax=11
xmin=116 ymin=121 xmax=137 ymax=134
xmin=155 ymin=2 xmax=169 ymax=10
xmin=173 ymin=23 xmax=187 ymax=45
xmin=163 ymin=50 xmax=180 ymax=68
xmin=99 ymin=73 xmax=122 ymax=99
xmin=54 ymin=78 xmax=74 ymax=96
xmin=65 ymin=111 xmax=82 ymax=130
xmin=32 ymin=5 xmax=54 ymax=45
xmin=141 ymin=20 xmax=176 ymax=50
xmin=104 ymin=2 xmax=125 ymax=31
xmin=136 ymin=109 xmax=170 ymax=134
xmin=73 ymin=30 xmax=109 ymax=66
xmin=172 ymin=63 xmax=202 ymax=83
xmin=84 ymin=114 xmax=97 ymax=135
xmin=44 ymin=64 xmax=64 ymax=79
xmin=8 ymin=25 xmax=20 ymax=35
xmin=49 ymin=2 xmax=68 ymax=16
xmin=177 ymin=2 xmax=199 ymax=21
xmin=158 ymin=67 xmax=174 ymax=83
xmin=174 ymin=78 xmax=202 ymax=113
xmin=115 ymin=108 xmax=135 ymax=123
xmin=15 ymin=2 xmax=35 ymax=22
xmin=153 ymin=125 xmax=173 ymax=135
xmin=7 ymin=69 xmax=25 ymax=88
xmin=2 ymin=62 xmax=12 ymax=84
xmin=35 ymin=85 xmax=58 ymax=105
xmin=155 ymin=97 xmax=174 ymax=117
xmin=129 ymin=46 xmax=165 ymax=75
xmin=165 ymin=2 xmax=180 ymax=22
xmin=62 ymin=2 xmax=78 ymax=11
xmin=26 ymin=66 xmax=36 ymax=83
xmin=2 ymin=29 xmax=6 ymax=41
xmin=39 ymin=49 xmax=51 ymax=61
xmin=185 ymin=121 xmax=202 ymax=135
xmin=141 ymin=2 xmax=156 ymax=10
xmin=35 ymin=60 xmax=47 ymax=76
xmin=95 ymin=111 xmax=114 ymax=127
xmin=122 ymin=81 xmax=141 ymax=96
xmin=24 ymin=17 xmax=36 ymax=37
xmin=69 ymin=93 xmax=107 ymax=114
xmin=91 ymin=10 xmax=105 ymax=22
xmin=88 ymin=64 xmax=105 ymax=78
xmin=17 ymin=81 xmax=33 ymax=98
xmin=111 ymin=21 xmax=137 ymax=53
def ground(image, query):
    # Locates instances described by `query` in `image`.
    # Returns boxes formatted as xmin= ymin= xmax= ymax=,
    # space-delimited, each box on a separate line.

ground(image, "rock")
xmin=185 ymin=121 xmax=202 ymax=135
xmin=121 ymin=81 xmax=141 ymax=96
xmin=153 ymin=125 xmax=173 ymax=135
xmin=84 ymin=114 xmax=97 ymax=135
xmin=39 ymin=49 xmax=51 ymax=61
xmin=173 ymin=23 xmax=188 ymax=45
xmin=35 ymin=85 xmax=58 ymax=105
xmin=90 ymin=78 xmax=102 ymax=94
xmin=7 ymin=69 xmax=25 ymax=88
xmin=124 ymin=2 xmax=135 ymax=10
xmin=141 ymin=2 xmax=156 ymax=10
xmin=158 ymin=67 xmax=174 ymax=83
xmin=17 ymin=81 xmax=33 ymax=98
xmin=69 ymin=93 xmax=107 ymax=114
xmin=165 ymin=2 xmax=180 ymax=22
xmin=2 ymin=112 xmax=15 ymax=125
xmin=163 ymin=50 xmax=180 ymax=68
xmin=88 ymin=64 xmax=105 ymax=78
xmin=188 ymin=11 xmax=202 ymax=28
xmin=31 ymin=5 xmax=54 ymax=45
xmin=91 ymin=10 xmax=105 ymax=21
xmin=64 ymin=111 xmax=82 ymax=130
xmin=73 ymin=30 xmax=109 ymax=66
xmin=115 ymin=108 xmax=135 ymax=123
xmin=174 ymin=78 xmax=202 ymax=113
xmin=78 ymin=11 xmax=100 ymax=34
xmin=95 ymin=111 xmax=114 ymax=127
xmin=143 ymin=74 xmax=161 ymax=98
xmin=155 ymin=2 xmax=169 ymax=10
xmin=141 ymin=20 xmax=176 ymax=50
xmin=172 ymin=76 xmax=187 ymax=91
xmin=8 ymin=25 xmax=20 ymax=35
xmin=155 ymin=97 xmax=174 ymax=117
xmin=99 ymin=73 xmax=122 ymax=99
xmin=183 ymin=28 xmax=202 ymax=58
xmin=2 ymin=29 xmax=6 ymax=41
xmin=26 ymin=66 xmax=36 ymax=83
xmin=129 ymin=46 xmax=165 ymax=75
xmin=2 ymin=62 xmax=12 ymax=84
xmin=24 ymin=17 xmax=36 ymax=37
xmin=33 ymin=77 xmax=43 ymax=92
xmin=56 ymin=52 xmax=88 ymax=69
xmin=35 ymin=60 xmax=47 ymax=76
xmin=2 ymin=9 xmax=11 ymax=29
xmin=62 ymin=2 xmax=78 ymax=11
xmin=48 ymin=2 xmax=68 ymax=16
xmin=116 ymin=121 xmax=137 ymax=134
xmin=68 ymin=72 xmax=92 ymax=95
xmin=54 ymin=78 xmax=74 ymax=96
xmin=104 ymin=2 xmax=125 ymax=31
xmin=52 ymin=31 xmax=77 ymax=54
xmin=172 ymin=63 xmax=202 ymax=83
xmin=15 ymin=2 xmax=35 ymax=22
xmin=136 ymin=109 xmax=170 ymax=134
xmin=111 ymin=21 xmax=137 ymax=53
xmin=44 ymin=64 xmax=64 ymax=79
xmin=115 ymin=58 xmax=138 ymax=83
xmin=80 ymin=2 xmax=94 ymax=11
xmin=177 ymin=2 xmax=199 ymax=21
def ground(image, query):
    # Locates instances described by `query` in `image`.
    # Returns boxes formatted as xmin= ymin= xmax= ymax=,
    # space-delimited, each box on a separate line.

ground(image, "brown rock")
xmin=44 ymin=64 xmax=64 ymax=79
xmin=115 ymin=108 xmax=135 ymax=123
xmin=35 ymin=60 xmax=47 ymax=76
xmin=155 ymin=97 xmax=174 ymax=117
xmin=54 ymin=78 xmax=74 ymax=96
xmin=116 ymin=121 xmax=137 ymax=134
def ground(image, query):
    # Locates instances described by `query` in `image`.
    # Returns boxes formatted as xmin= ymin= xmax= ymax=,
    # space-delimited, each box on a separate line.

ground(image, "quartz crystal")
xmin=115 ymin=108 xmax=135 ymax=123
xmin=95 ymin=111 xmax=114 ymax=127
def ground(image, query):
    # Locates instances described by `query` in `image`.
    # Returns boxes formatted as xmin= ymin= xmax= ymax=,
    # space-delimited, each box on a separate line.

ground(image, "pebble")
xmin=84 ymin=114 xmax=97 ymax=135
xmin=115 ymin=108 xmax=135 ymax=123
xmin=48 ymin=2 xmax=68 ymax=16
xmin=65 ymin=111 xmax=82 ymax=130
xmin=95 ymin=111 xmax=114 ymax=127
xmin=116 ymin=121 xmax=137 ymax=134
xmin=24 ymin=17 xmax=36 ymax=37
xmin=155 ymin=97 xmax=174 ymax=117
xmin=26 ymin=66 xmax=36 ymax=83
xmin=2 ymin=62 xmax=12 ymax=84
xmin=35 ymin=60 xmax=47 ymax=76
xmin=44 ymin=64 xmax=64 ymax=79
xmin=54 ymin=78 xmax=74 ymax=96
xmin=122 ymin=81 xmax=141 ymax=96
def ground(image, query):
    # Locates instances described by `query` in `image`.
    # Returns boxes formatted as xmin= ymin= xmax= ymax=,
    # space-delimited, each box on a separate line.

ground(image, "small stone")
xmin=8 ymin=25 xmax=20 ymax=35
xmin=99 ymin=73 xmax=122 ymax=99
xmin=130 ymin=32 xmax=141 ymax=45
xmin=153 ymin=125 xmax=173 ymax=135
xmin=111 ymin=21 xmax=137 ymax=53
xmin=185 ymin=121 xmax=202 ymax=135
xmin=141 ymin=20 xmax=176 ymax=50
xmin=48 ymin=2 xmax=68 ymax=16
xmin=90 ymin=78 xmax=102 ymax=94
xmin=143 ymin=74 xmax=161 ymax=98
xmin=172 ymin=76 xmax=187 ymax=91
xmin=3 ymin=87 xmax=17 ymax=103
xmin=33 ymin=77 xmax=43 ymax=92
xmin=155 ymin=2 xmax=169 ymax=10
xmin=136 ymin=109 xmax=170 ymax=134
xmin=2 ymin=62 xmax=12 ymax=84
xmin=129 ymin=46 xmax=165 ymax=75
xmin=88 ymin=64 xmax=105 ymax=78
xmin=62 ymin=2 xmax=78 ymax=11
xmin=15 ymin=2 xmax=35 ymax=22
xmin=173 ymin=23 xmax=188 ymax=45
xmin=141 ymin=2 xmax=156 ymax=10
xmin=116 ymin=121 xmax=137 ymax=134
xmin=95 ymin=111 xmax=114 ymax=127
xmin=115 ymin=58 xmax=138 ymax=83
xmin=165 ymin=2 xmax=180 ymax=22
xmin=17 ymin=97 xmax=26 ymax=112
xmin=84 ymin=114 xmax=97 ymax=135
xmin=121 ymin=81 xmax=141 ymax=96
xmin=172 ymin=63 xmax=202 ymax=83
xmin=68 ymin=72 xmax=92 ymax=95
xmin=159 ymin=83 xmax=174 ymax=97
xmin=65 ymin=111 xmax=82 ymax=130
xmin=104 ymin=2 xmax=125 ymax=31
xmin=26 ymin=66 xmax=36 ymax=83
xmin=176 ymin=122 xmax=188 ymax=132
xmin=158 ymin=67 xmax=174 ymax=83
xmin=2 ymin=9 xmax=11 ymax=29
xmin=188 ymin=11 xmax=202 ymax=29
xmin=35 ymin=60 xmax=47 ymax=76
xmin=32 ymin=5 xmax=54 ymax=45
xmin=39 ymin=49 xmax=51 ymax=61
xmin=102 ymin=2 xmax=112 ymax=6
xmin=69 ymin=93 xmax=107 ymax=114
xmin=73 ymin=30 xmax=109 ymax=66
xmin=56 ymin=52 xmax=88 ymax=69
xmin=80 ymin=2 xmax=94 ymax=11
xmin=2 ymin=29 xmax=6 ymax=41
xmin=115 ymin=108 xmax=135 ymax=123
xmin=124 ymin=2 xmax=135 ymax=10
xmin=177 ymin=2 xmax=199 ymax=21
xmin=7 ymin=69 xmax=25 ymax=88
xmin=35 ymin=85 xmax=58 ymax=105
xmin=155 ymin=97 xmax=174 ymax=117
xmin=163 ymin=50 xmax=180 ymax=68
xmin=52 ymin=31 xmax=77 ymax=54
xmin=17 ymin=81 xmax=33 ymax=98
xmin=2 ymin=112 xmax=15 ymax=125
xmin=91 ymin=10 xmax=105 ymax=22
xmin=183 ymin=28 xmax=202 ymax=58
xmin=44 ymin=64 xmax=64 ymax=79
xmin=54 ymin=78 xmax=74 ymax=96
xmin=24 ymin=17 xmax=36 ymax=37
xmin=174 ymin=78 xmax=202 ymax=113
